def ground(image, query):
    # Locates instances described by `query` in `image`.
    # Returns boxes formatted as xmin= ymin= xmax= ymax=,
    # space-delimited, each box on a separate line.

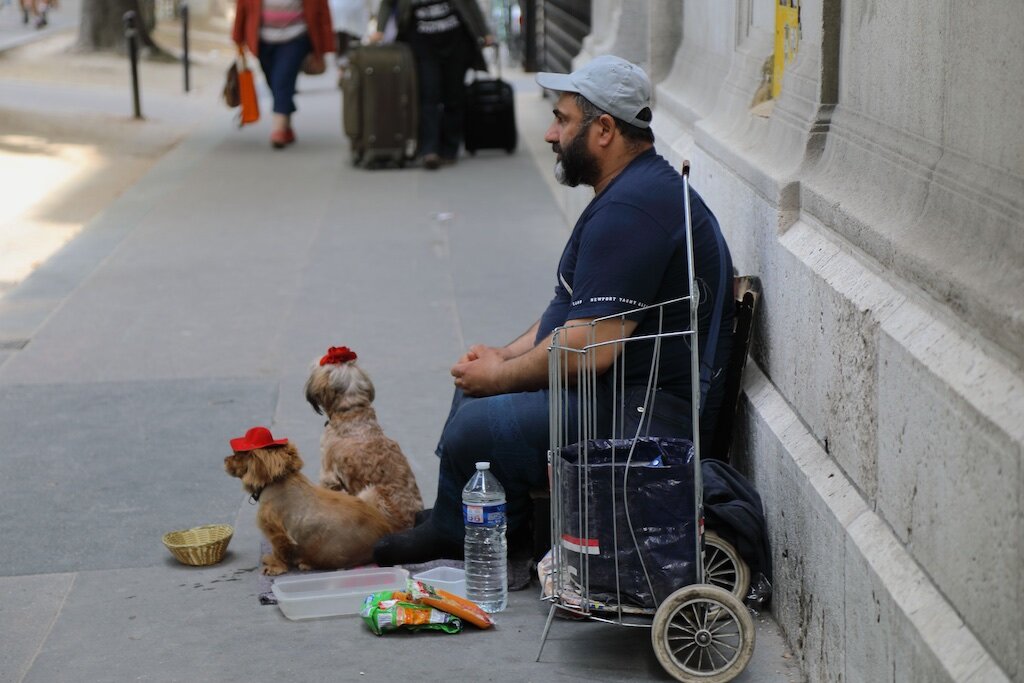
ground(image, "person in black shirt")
xmin=372 ymin=0 xmax=493 ymax=169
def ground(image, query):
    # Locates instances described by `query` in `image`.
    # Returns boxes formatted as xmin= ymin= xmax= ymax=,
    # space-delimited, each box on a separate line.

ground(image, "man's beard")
xmin=553 ymin=124 xmax=599 ymax=187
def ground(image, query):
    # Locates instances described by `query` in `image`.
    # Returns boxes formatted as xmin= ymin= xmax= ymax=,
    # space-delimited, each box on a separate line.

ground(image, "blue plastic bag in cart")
xmin=557 ymin=437 xmax=698 ymax=609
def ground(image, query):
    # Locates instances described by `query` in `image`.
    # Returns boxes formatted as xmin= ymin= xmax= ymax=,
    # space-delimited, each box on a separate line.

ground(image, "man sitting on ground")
xmin=373 ymin=55 xmax=735 ymax=566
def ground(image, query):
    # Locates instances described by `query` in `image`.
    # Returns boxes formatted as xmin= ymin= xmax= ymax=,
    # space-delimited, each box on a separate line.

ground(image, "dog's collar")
xmin=248 ymin=486 xmax=264 ymax=504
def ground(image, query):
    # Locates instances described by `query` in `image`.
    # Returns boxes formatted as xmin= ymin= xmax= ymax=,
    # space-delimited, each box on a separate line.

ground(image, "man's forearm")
xmin=503 ymin=320 xmax=541 ymax=359
xmin=495 ymin=333 xmax=552 ymax=393
xmin=452 ymin=318 xmax=637 ymax=397
xmin=496 ymin=316 xmax=639 ymax=393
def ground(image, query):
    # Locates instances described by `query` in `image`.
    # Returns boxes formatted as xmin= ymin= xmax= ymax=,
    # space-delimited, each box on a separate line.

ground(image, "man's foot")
xmin=373 ymin=520 xmax=462 ymax=566
xmin=508 ymin=556 xmax=534 ymax=591
xmin=422 ymin=153 xmax=441 ymax=170
xmin=506 ymin=524 xmax=536 ymax=591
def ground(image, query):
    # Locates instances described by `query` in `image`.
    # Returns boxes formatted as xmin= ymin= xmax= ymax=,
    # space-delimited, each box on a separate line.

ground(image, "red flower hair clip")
xmin=319 ymin=346 xmax=358 ymax=366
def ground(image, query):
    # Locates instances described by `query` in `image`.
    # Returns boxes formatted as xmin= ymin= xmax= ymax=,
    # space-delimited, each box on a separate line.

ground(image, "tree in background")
xmin=76 ymin=0 xmax=169 ymax=55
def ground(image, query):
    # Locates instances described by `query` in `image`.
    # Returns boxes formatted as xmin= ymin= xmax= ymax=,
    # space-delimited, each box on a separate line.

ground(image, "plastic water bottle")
xmin=462 ymin=461 xmax=507 ymax=613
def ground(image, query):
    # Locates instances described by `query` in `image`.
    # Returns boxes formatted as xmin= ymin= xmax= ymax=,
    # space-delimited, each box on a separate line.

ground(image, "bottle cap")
xmin=475 ymin=462 xmax=490 ymax=470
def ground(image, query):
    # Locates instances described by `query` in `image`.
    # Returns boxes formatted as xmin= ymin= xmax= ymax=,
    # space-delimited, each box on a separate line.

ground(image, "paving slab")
xmin=16 ymin=561 xmax=798 ymax=683
xmin=0 ymin=378 xmax=275 ymax=575
xmin=0 ymin=572 xmax=75 ymax=683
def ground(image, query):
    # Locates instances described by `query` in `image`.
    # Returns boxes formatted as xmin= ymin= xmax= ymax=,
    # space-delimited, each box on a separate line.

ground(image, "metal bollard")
xmin=123 ymin=10 xmax=143 ymax=119
xmin=181 ymin=1 xmax=190 ymax=93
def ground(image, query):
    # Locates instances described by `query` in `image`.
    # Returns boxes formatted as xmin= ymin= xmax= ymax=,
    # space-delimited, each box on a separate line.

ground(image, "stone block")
xmin=655 ymin=1 xmax=735 ymax=125
xmin=728 ymin=219 xmax=876 ymax=499
xmin=945 ymin=3 xmax=1024 ymax=170
xmin=839 ymin=1 xmax=946 ymax=134
xmin=875 ymin=320 xmax=1022 ymax=678
xmin=742 ymin=363 xmax=1013 ymax=682
xmin=845 ymin=512 xmax=1012 ymax=683
xmin=803 ymin=1 xmax=1024 ymax=361
xmin=743 ymin=365 xmax=853 ymax=683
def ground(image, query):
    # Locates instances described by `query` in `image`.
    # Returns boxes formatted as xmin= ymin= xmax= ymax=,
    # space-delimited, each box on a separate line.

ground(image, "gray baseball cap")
xmin=536 ymin=55 xmax=652 ymax=129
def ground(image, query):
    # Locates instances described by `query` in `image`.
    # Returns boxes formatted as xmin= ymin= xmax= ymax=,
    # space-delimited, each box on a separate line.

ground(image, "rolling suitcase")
xmin=341 ymin=43 xmax=418 ymax=168
xmin=463 ymin=46 xmax=517 ymax=155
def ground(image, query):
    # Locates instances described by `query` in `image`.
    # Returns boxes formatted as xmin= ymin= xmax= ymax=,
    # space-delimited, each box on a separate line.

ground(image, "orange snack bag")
xmin=360 ymin=591 xmax=462 ymax=635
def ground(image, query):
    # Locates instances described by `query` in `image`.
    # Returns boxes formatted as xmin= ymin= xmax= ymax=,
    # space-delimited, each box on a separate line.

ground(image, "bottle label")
xmin=463 ymin=502 xmax=506 ymax=527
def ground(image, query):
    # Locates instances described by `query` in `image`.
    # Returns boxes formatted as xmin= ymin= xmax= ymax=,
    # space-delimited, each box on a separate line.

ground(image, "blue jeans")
xmin=428 ymin=378 xmax=726 ymax=544
xmin=258 ymin=33 xmax=311 ymax=115
xmin=430 ymin=388 xmax=577 ymax=543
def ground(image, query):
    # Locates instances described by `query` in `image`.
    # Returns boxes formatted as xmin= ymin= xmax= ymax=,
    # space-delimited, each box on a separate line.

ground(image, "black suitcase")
xmin=342 ymin=43 xmax=418 ymax=168
xmin=463 ymin=47 xmax=517 ymax=155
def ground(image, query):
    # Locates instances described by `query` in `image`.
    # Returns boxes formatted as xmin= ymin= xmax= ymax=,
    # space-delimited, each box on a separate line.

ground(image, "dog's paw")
xmin=297 ymin=561 xmax=314 ymax=571
xmin=261 ymin=556 xmax=289 ymax=576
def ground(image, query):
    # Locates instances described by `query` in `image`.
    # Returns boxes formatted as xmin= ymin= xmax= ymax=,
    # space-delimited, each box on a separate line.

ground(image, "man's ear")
xmin=594 ymin=113 xmax=617 ymax=147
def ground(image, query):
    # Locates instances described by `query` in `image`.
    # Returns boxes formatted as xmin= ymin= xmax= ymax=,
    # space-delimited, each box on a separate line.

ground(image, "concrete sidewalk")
xmin=0 ymin=44 xmax=803 ymax=682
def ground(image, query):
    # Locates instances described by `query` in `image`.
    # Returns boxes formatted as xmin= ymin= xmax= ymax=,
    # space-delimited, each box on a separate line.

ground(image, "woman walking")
xmin=233 ymin=0 xmax=334 ymax=148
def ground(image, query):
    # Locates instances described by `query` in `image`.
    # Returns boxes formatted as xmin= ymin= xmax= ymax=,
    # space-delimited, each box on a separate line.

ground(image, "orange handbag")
xmin=237 ymin=46 xmax=260 ymax=127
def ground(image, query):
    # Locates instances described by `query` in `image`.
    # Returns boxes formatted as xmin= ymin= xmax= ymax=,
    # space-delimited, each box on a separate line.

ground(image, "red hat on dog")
xmin=320 ymin=346 xmax=357 ymax=366
xmin=229 ymin=426 xmax=288 ymax=452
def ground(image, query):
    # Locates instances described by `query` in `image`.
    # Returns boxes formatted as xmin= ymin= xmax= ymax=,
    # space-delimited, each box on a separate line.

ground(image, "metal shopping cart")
xmin=536 ymin=163 xmax=755 ymax=683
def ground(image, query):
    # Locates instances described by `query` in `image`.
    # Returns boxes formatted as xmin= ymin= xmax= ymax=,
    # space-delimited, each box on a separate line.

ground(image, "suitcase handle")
xmin=470 ymin=41 xmax=502 ymax=82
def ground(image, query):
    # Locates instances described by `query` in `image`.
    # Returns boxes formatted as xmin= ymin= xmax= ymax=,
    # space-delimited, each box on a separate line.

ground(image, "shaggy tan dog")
xmin=305 ymin=346 xmax=423 ymax=532
xmin=224 ymin=434 xmax=392 ymax=575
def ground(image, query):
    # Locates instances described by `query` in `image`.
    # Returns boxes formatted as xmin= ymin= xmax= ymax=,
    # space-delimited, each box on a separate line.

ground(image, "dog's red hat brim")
xmin=229 ymin=426 xmax=288 ymax=452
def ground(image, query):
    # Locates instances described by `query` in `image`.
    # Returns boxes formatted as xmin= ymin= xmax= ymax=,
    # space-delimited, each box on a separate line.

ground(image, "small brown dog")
xmin=305 ymin=346 xmax=423 ymax=532
xmin=224 ymin=426 xmax=392 ymax=575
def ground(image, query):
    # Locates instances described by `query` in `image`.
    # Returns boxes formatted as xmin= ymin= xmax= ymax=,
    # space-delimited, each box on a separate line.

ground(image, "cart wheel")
xmin=651 ymin=584 xmax=755 ymax=683
xmin=704 ymin=531 xmax=750 ymax=602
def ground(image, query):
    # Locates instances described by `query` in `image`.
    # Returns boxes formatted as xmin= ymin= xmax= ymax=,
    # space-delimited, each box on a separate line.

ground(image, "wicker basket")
xmin=162 ymin=524 xmax=234 ymax=566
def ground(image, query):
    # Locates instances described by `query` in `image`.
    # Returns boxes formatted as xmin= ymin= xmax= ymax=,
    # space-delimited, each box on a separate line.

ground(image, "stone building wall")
xmin=556 ymin=1 xmax=1023 ymax=681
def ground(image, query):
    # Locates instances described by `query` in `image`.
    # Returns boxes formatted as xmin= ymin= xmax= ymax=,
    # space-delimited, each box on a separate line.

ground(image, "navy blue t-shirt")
xmin=537 ymin=148 xmax=734 ymax=399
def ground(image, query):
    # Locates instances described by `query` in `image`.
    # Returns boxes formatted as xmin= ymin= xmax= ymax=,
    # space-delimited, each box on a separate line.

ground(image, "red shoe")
xmin=270 ymin=128 xmax=296 ymax=149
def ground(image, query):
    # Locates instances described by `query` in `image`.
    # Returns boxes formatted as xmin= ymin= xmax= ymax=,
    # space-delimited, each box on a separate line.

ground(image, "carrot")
xmin=409 ymin=580 xmax=494 ymax=629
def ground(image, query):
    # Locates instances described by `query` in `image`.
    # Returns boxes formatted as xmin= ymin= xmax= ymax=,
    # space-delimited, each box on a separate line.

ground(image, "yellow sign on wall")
xmin=773 ymin=0 xmax=801 ymax=99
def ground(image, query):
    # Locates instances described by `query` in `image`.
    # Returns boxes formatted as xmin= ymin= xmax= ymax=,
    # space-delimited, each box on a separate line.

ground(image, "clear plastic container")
xmin=463 ymin=461 xmax=507 ymax=613
xmin=270 ymin=566 xmax=409 ymax=620
xmin=412 ymin=566 xmax=467 ymax=598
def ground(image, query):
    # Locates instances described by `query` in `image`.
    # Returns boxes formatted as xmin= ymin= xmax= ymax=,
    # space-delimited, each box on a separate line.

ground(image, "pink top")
xmin=260 ymin=0 xmax=306 ymax=42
